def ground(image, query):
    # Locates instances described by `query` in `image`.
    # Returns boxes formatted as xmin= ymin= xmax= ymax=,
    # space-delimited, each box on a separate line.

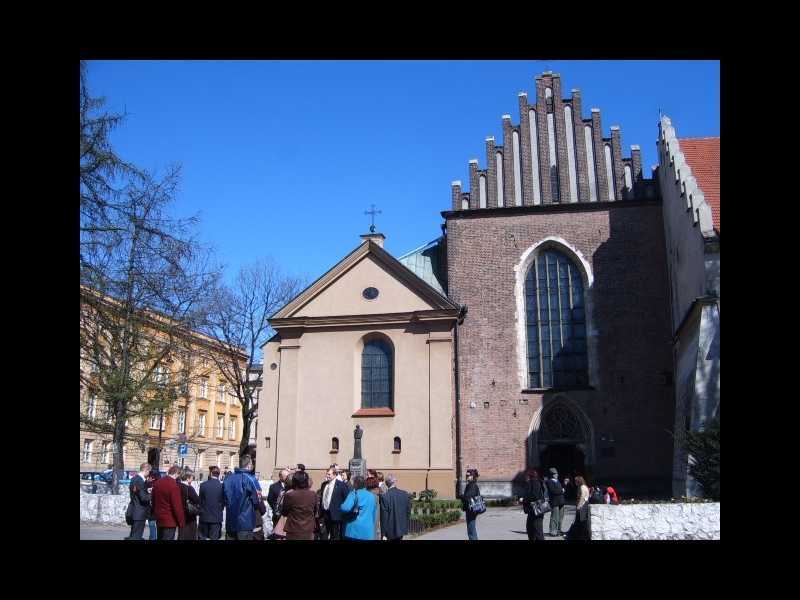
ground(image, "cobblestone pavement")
xmin=411 ymin=505 xmax=576 ymax=540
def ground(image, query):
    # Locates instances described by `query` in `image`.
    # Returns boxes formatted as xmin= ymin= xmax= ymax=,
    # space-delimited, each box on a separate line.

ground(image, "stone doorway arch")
xmin=527 ymin=396 xmax=595 ymax=474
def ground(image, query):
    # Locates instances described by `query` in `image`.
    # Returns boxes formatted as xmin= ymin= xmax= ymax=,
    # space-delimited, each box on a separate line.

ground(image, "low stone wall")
xmin=81 ymin=483 xmax=275 ymax=536
xmin=80 ymin=490 xmax=129 ymax=524
xmin=590 ymin=503 xmax=720 ymax=540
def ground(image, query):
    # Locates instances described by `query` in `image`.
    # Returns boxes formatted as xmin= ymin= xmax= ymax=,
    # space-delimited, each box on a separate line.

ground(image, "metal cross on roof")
xmin=364 ymin=204 xmax=382 ymax=233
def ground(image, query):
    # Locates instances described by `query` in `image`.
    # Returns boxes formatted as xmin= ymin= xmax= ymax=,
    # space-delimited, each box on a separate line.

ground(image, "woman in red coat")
xmin=151 ymin=465 xmax=185 ymax=540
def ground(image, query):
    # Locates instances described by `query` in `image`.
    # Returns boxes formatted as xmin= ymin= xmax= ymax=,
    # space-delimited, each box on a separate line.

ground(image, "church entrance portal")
xmin=540 ymin=444 xmax=585 ymax=479
xmin=531 ymin=400 xmax=593 ymax=480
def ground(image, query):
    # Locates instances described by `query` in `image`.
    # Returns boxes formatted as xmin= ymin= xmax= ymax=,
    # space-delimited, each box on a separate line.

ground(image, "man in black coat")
xmin=545 ymin=467 xmax=566 ymax=537
xmin=198 ymin=466 xmax=225 ymax=540
xmin=319 ymin=466 xmax=350 ymax=540
xmin=127 ymin=462 xmax=152 ymax=540
xmin=379 ymin=474 xmax=411 ymax=541
xmin=267 ymin=468 xmax=290 ymax=529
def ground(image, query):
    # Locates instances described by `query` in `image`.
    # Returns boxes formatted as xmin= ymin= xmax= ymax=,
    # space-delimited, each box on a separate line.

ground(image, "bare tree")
xmin=80 ymin=61 xmax=222 ymax=494
xmin=200 ymin=260 xmax=303 ymax=457
xmin=80 ymin=164 xmax=220 ymax=494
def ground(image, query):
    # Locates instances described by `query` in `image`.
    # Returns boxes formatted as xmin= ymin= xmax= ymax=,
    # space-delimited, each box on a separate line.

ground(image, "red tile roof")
xmin=678 ymin=137 xmax=720 ymax=232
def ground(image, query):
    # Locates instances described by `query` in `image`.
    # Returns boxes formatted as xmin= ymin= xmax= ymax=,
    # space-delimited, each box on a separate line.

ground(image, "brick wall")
xmin=445 ymin=201 xmax=674 ymax=496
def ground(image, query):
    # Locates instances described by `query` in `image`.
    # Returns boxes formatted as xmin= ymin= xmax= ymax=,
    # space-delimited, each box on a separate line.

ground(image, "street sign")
xmin=178 ymin=443 xmax=188 ymax=457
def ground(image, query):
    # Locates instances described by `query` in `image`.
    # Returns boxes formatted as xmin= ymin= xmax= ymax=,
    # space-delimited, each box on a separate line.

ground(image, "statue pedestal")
xmin=349 ymin=458 xmax=367 ymax=480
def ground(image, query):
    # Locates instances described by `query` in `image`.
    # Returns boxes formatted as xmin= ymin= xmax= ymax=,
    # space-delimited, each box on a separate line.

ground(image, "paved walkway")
xmin=80 ymin=506 xmax=577 ymax=541
xmin=411 ymin=505 xmax=575 ymax=540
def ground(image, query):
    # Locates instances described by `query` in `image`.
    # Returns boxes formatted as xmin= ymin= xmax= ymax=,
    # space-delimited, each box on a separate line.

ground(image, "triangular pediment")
xmin=271 ymin=240 xmax=458 ymax=321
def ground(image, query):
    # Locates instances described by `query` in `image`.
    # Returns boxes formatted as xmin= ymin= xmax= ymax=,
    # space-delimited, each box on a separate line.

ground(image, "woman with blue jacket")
xmin=339 ymin=475 xmax=377 ymax=540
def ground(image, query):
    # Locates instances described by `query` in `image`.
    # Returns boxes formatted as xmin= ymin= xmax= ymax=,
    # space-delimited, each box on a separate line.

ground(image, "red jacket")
xmin=151 ymin=475 xmax=185 ymax=528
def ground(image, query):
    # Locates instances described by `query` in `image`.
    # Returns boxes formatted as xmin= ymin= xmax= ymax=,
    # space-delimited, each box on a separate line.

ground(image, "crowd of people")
xmin=126 ymin=454 xmax=617 ymax=541
xmin=459 ymin=467 xmax=619 ymax=541
xmin=124 ymin=457 xmax=412 ymax=541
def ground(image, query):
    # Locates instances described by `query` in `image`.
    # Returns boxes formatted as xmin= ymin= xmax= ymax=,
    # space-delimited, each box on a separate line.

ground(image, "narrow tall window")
xmin=218 ymin=384 xmax=225 ymax=403
xmin=199 ymin=379 xmax=208 ymax=399
xmin=479 ymin=175 xmax=487 ymax=208
xmin=331 ymin=437 xmax=339 ymax=452
xmin=87 ymin=394 xmax=96 ymax=419
xmin=512 ymin=130 xmax=523 ymax=206
xmin=462 ymin=197 xmax=469 ymax=210
xmin=525 ymin=249 xmax=588 ymax=388
xmin=101 ymin=441 xmax=111 ymax=464
xmin=198 ymin=412 xmax=206 ymax=437
xmin=604 ymin=144 xmax=616 ymax=200
xmin=624 ymin=164 xmax=633 ymax=195
xmin=83 ymin=440 xmax=93 ymax=463
xmin=545 ymin=88 xmax=559 ymax=201
xmin=495 ymin=151 xmax=504 ymax=207
xmin=528 ymin=109 xmax=542 ymax=204
xmin=217 ymin=414 xmax=225 ymax=438
xmin=177 ymin=408 xmax=186 ymax=434
xmin=229 ymin=417 xmax=236 ymax=440
xmin=584 ymin=126 xmax=598 ymax=202
xmin=361 ymin=338 xmax=394 ymax=409
xmin=564 ymin=106 xmax=579 ymax=202
xmin=393 ymin=436 xmax=402 ymax=453
xmin=265 ymin=437 xmax=271 ymax=449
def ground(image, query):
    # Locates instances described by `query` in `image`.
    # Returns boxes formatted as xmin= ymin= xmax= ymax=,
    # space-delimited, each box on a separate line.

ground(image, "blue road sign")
xmin=178 ymin=444 xmax=188 ymax=456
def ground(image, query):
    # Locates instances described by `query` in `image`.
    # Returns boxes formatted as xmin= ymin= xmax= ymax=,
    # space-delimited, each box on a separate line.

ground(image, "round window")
xmin=362 ymin=287 xmax=379 ymax=300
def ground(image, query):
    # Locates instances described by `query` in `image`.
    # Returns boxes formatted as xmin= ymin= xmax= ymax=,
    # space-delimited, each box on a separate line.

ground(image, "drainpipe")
xmin=453 ymin=304 xmax=467 ymax=498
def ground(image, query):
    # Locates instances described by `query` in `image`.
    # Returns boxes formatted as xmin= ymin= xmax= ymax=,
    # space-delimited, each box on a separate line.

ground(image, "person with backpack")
xmin=545 ymin=467 xmax=566 ymax=537
xmin=461 ymin=468 xmax=484 ymax=540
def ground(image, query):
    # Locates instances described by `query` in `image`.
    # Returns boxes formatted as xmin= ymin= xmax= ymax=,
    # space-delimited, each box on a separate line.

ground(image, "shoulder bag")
xmin=468 ymin=494 xmax=487 ymax=515
xmin=532 ymin=482 xmax=552 ymax=517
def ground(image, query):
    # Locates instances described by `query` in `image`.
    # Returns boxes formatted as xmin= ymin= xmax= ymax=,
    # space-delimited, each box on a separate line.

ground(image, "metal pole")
xmin=157 ymin=406 xmax=164 ymax=472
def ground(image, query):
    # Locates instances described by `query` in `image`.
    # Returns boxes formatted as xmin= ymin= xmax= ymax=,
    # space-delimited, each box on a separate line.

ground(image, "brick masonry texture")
xmin=446 ymin=202 xmax=675 ymax=494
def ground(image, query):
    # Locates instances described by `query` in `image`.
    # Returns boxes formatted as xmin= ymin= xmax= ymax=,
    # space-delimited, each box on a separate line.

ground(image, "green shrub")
xmin=684 ymin=417 xmax=720 ymax=501
xmin=418 ymin=489 xmax=438 ymax=502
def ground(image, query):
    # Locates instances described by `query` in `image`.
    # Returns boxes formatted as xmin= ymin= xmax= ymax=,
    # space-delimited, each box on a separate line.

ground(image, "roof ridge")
xmin=677 ymin=136 xmax=720 ymax=141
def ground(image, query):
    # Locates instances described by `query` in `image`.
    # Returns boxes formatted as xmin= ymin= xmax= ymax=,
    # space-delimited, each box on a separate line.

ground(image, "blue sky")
xmin=85 ymin=60 xmax=720 ymax=284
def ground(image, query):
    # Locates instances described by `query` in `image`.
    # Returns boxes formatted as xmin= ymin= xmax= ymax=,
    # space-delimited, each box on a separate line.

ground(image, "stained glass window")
xmin=361 ymin=339 xmax=393 ymax=409
xmin=526 ymin=249 xmax=588 ymax=388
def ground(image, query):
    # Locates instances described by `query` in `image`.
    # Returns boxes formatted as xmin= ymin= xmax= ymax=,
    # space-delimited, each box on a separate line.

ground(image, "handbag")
xmin=468 ymin=495 xmax=486 ymax=515
xmin=273 ymin=515 xmax=288 ymax=538
xmin=125 ymin=501 xmax=134 ymax=526
xmin=530 ymin=481 xmax=551 ymax=517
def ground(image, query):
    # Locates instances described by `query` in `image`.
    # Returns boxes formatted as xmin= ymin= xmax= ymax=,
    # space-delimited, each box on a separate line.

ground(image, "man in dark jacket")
xmin=199 ymin=466 xmax=225 ymax=540
xmin=151 ymin=465 xmax=185 ymax=540
xmin=545 ymin=467 xmax=566 ymax=536
xmin=379 ymin=473 xmax=411 ymax=541
xmin=127 ymin=462 xmax=152 ymax=540
xmin=319 ymin=466 xmax=350 ymax=540
xmin=223 ymin=455 xmax=262 ymax=540
xmin=267 ymin=468 xmax=290 ymax=529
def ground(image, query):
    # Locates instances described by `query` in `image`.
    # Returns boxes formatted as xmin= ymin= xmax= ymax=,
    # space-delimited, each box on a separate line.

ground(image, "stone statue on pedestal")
xmin=349 ymin=424 xmax=366 ymax=480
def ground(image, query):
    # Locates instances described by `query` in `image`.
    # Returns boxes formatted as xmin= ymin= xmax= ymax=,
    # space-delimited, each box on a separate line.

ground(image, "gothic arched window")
xmin=361 ymin=338 xmax=393 ymax=409
xmin=525 ymin=249 xmax=588 ymax=388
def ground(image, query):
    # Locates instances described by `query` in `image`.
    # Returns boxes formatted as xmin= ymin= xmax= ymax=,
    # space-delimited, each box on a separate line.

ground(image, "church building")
xmin=257 ymin=71 xmax=719 ymax=500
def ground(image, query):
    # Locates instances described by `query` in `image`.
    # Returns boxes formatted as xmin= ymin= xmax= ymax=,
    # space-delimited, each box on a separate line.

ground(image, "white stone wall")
xmin=591 ymin=503 xmax=719 ymax=540
xmin=80 ymin=483 xmax=274 ymax=535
